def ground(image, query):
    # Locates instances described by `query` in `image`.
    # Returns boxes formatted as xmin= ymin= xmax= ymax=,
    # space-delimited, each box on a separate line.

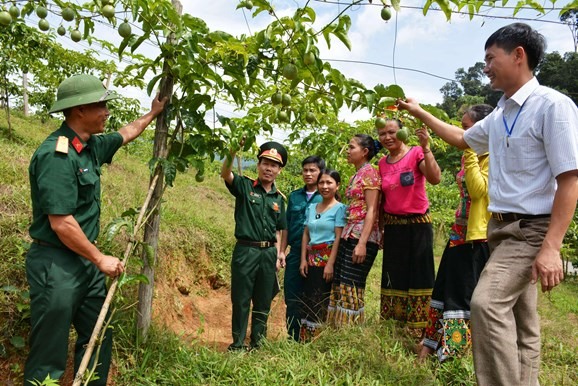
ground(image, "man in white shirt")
xmin=398 ymin=23 xmax=578 ymax=386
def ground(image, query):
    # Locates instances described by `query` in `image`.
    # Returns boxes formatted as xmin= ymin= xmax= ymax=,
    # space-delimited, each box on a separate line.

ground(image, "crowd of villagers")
xmin=274 ymin=105 xmax=494 ymax=362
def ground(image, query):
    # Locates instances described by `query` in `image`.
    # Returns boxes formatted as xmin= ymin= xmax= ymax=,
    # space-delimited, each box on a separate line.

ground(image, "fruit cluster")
xmin=1 ymin=1 xmax=132 ymax=41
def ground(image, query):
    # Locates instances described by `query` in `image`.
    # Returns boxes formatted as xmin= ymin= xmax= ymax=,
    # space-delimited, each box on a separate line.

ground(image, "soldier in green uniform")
xmin=221 ymin=141 xmax=288 ymax=351
xmin=278 ymin=155 xmax=325 ymax=341
xmin=25 ymin=74 xmax=167 ymax=385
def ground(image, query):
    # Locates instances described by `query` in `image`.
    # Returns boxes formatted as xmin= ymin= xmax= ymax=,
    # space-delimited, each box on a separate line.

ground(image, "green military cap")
xmin=49 ymin=74 xmax=121 ymax=113
xmin=258 ymin=141 xmax=288 ymax=167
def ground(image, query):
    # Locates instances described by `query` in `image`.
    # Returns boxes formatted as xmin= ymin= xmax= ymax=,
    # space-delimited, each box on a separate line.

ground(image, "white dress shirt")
xmin=464 ymin=77 xmax=578 ymax=215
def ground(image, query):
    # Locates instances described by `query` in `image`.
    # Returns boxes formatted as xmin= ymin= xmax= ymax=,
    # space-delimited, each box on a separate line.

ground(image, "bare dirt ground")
xmin=154 ymin=279 xmax=287 ymax=352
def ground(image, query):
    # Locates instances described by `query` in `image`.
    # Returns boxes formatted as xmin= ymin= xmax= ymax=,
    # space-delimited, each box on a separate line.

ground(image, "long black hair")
xmin=353 ymin=134 xmax=380 ymax=161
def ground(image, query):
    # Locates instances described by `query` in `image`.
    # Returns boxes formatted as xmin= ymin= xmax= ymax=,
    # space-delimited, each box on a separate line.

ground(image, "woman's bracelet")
xmin=423 ymin=147 xmax=431 ymax=154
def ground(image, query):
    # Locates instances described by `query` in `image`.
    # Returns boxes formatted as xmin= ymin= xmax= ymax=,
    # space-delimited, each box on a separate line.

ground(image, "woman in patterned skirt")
xmin=419 ymin=104 xmax=493 ymax=361
xmin=377 ymin=119 xmax=441 ymax=338
xmin=299 ymin=169 xmax=347 ymax=341
xmin=327 ymin=134 xmax=382 ymax=326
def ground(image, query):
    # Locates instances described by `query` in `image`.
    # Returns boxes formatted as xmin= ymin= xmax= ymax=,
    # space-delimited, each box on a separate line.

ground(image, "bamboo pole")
xmin=73 ymin=173 xmax=160 ymax=386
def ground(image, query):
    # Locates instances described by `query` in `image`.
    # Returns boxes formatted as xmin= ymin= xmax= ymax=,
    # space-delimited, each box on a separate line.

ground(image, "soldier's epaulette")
xmin=55 ymin=136 xmax=69 ymax=154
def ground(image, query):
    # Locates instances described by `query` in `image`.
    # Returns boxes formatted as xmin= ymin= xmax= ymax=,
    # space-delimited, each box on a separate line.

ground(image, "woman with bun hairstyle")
xmin=327 ymin=134 xmax=382 ymax=326
xmin=299 ymin=169 xmax=347 ymax=341
xmin=419 ymin=104 xmax=493 ymax=362
xmin=377 ymin=118 xmax=441 ymax=337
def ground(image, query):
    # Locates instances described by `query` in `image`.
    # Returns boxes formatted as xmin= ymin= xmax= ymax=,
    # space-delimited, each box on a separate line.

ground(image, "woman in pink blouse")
xmin=327 ymin=134 xmax=382 ymax=326
xmin=377 ymin=119 xmax=441 ymax=339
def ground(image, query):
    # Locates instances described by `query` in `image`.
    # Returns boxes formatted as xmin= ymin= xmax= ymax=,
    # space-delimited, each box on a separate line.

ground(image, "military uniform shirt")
xmin=29 ymin=123 xmax=123 ymax=247
xmin=226 ymin=173 xmax=287 ymax=242
xmin=286 ymin=187 xmax=322 ymax=250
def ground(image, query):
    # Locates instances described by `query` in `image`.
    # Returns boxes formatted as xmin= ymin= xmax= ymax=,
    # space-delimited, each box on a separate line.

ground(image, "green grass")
xmin=1 ymin=110 xmax=577 ymax=385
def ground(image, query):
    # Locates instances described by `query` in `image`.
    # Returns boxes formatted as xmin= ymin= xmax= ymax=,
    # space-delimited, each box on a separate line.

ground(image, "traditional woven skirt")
xmin=327 ymin=238 xmax=378 ymax=327
xmin=380 ymin=212 xmax=435 ymax=329
xmin=300 ymin=243 xmax=333 ymax=342
xmin=423 ymin=240 xmax=489 ymax=361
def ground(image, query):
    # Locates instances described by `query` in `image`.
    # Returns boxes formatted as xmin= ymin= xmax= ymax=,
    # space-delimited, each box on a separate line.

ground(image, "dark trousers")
xmin=283 ymin=249 xmax=305 ymax=341
xmin=24 ymin=244 xmax=112 ymax=386
xmin=230 ymin=243 xmax=277 ymax=348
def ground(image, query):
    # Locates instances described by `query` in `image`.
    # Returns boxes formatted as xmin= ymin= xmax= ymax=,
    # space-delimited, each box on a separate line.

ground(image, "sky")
xmin=183 ymin=0 xmax=575 ymax=117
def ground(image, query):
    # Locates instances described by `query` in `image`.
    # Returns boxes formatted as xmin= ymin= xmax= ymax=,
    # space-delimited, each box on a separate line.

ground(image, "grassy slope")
xmin=1 ymin=111 xmax=577 ymax=385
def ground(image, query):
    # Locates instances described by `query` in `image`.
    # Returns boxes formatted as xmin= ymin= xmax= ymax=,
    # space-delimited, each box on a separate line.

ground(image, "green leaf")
xmin=147 ymin=74 xmax=163 ymax=97
xmin=333 ymin=30 xmax=352 ymax=51
xmin=105 ymin=218 xmax=134 ymax=243
xmin=131 ymin=34 xmax=149 ymax=53
xmin=436 ymin=0 xmax=452 ymax=20
xmin=382 ymin=84 xmax=406 ymax=98
xmin=364 ymin=90 xmax=376 ymax=111
xmin=302 ymin=6 xmax=316 ymax=23
xmin=224 ymin=83 xmax=244 ymax=106
xmin=164 ymin=160 xmax=177 ymax=187
xmin=421 ymin=104 xmax=450 ymax=121
xmin=525 ymin=0 xmax=545 ymax=14
xmin=560 ymin=1 xmax=578 ymax=16
xmin=121 ymin=208 xmax=139 ymax=217
xmin=423 ymin=0 xmax=433 ymax=15
xmin=10 ymin=336 xmax=25 ymax=349
xmin=391 ymin=0 xmax=401 ymax=12
xmin=118 ymin=273 xmax=150 ymax=288
xmin=378 ymin=96 xmax=398 ymax=109
xmin=1 ymin=285 xmax=19 ymax=292
xmin=322 ymin=24 xmax=334 ymax=49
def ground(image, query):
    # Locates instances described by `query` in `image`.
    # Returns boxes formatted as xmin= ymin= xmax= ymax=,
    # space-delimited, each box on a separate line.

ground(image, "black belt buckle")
xmin=493 ymin=212 xmax=504 ymax=221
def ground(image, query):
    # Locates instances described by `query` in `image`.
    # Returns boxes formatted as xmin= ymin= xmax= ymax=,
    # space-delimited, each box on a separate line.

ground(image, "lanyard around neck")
xmin=502 ymin=100 xmax=527 ymax=147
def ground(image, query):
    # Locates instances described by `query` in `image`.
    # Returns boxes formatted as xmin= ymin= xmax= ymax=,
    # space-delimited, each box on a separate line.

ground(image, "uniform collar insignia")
xmin=71 ymin=136 xmax=84 ymax=154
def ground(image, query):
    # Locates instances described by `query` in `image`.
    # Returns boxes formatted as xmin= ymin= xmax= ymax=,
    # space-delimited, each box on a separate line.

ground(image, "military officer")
xmin=221 ymin=141 xmax=288 ymax=351
xmin=25 ymin=74 xmax=167 ymax=385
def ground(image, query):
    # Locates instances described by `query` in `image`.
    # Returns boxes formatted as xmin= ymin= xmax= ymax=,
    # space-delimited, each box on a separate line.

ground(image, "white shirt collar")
xmin=497 ymin=77 xmax=540 ymax=109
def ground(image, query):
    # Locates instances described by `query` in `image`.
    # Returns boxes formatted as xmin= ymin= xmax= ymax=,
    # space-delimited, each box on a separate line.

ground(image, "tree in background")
xmin=437 ymin=62 xmax=501 ymax=119
xmin=537 ymin=51 xmax=578 ymax=105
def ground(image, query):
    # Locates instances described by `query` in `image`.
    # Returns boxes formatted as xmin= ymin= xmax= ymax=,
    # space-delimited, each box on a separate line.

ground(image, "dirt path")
xmin=155 ymin=280 xmax=287 ymax=351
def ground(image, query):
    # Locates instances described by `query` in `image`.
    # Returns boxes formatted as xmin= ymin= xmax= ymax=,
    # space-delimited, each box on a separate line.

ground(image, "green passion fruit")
xmin=381 ymin=7 xmax=392 ymax=21
xmin=375 ymin=117 xmax=387 ymax=130
xmin=36 ymin=6 xmax=48 ymax=19
xmin=0 ymin=11 xmax=12 ymax=26
xmin=71 ymin=29 xmax=82 ymax=42
xmin=282 ymin=63 xmax=298 ymax=80
xmin=118 ymin=21 xmax=131 ymax=38
xmin=396 ymin=127 xmax=409 ymax=142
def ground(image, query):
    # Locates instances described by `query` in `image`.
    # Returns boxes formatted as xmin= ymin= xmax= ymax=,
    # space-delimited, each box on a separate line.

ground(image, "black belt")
xmin=32 ymin=239 xmax=96 ymax=249
xmin=32 ymin=239 xmax=64 ymax=249
xmin=491 ymin=213 xmax=550 ymax=222
xmin=236 ymin=239 xmax=276 ymax=248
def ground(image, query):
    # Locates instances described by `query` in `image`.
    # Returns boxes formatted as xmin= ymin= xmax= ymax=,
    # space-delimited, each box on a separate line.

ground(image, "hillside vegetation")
xmin=1 ymin=111 xmax=577 ymax=385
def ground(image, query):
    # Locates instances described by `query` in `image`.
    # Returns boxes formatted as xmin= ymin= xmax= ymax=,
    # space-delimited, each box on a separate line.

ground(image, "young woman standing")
xmin=299 ymin=170 xmax=347 ymax=341
xmin=420 ymin=105 xmax=493 ymax=361
xmin=327 ymin=134 xmax=382 ymax=326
